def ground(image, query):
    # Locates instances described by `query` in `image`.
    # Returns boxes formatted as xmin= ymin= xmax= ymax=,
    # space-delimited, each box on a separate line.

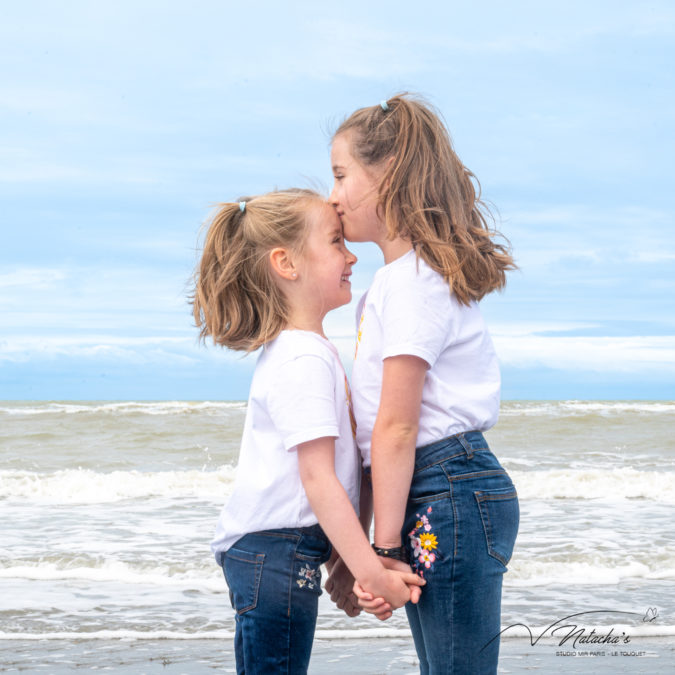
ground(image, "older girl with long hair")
xmin=328 ymin=94 xmax=519 ymax=674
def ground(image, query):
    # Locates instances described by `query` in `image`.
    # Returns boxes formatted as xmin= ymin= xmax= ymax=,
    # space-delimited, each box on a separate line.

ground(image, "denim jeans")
xmin=222 ymin=524 xmax=332 ymax=674
xmin=403 ymin=431 xmax=519 ymax=674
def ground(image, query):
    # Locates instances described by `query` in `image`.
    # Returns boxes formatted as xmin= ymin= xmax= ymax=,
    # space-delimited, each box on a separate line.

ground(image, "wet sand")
xmin=2 ymin=635 xmax=673 ymax=673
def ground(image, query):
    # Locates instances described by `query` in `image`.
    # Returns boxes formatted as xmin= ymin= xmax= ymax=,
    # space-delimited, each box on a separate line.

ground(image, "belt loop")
xmin=457 ymin=433 xmax=474 ymax=459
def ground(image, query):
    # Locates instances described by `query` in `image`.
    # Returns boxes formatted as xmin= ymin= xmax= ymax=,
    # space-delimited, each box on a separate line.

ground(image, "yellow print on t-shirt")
xmin=354 ymin=308 xmax=365 ymax=360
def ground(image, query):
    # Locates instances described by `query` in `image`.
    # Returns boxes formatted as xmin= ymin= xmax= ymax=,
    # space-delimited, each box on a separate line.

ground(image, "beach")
xmin=3 ymin=635 xmax=675 ymax=673
xmin=1 ymin=400 xmax=674 ymax=672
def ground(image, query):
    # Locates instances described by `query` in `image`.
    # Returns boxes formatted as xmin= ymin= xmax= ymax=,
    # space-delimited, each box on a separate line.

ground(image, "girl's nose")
xmin=345 ymin=246 xmax=357 ymax=266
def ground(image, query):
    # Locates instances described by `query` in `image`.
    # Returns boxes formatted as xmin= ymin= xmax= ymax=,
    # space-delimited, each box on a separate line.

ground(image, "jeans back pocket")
xmin=293 ymin=530 xmax=331 ymax=595
xmin=223 ymin=548 xmax=265 ymax=615
xmin=409 ymin=463 xmax=452 ymax=504
xmin=474 ymin=487 xmax=519 ymax=567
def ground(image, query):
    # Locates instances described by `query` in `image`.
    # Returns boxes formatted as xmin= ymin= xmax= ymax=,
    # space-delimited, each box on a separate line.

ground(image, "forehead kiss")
xmin=307 ymin=200 xmax=347 ymax=240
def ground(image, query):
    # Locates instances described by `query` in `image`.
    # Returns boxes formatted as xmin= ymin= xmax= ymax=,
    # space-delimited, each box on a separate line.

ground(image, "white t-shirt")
xmin=211 ymin=330 xmax=360 ymax=563
xmin=352 ymin=249 xmax=500 ymax=465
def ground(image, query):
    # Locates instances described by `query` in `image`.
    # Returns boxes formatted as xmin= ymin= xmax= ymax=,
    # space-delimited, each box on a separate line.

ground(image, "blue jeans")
xmin=222 ymin=525 xmax=332 ymax=675
xmin=403 ymin=431 xmax=519 ymax=674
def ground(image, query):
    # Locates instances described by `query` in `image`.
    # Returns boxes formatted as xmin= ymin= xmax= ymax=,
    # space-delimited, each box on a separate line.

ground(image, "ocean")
xmin=1 ymin=400 xmax=674 ymax=672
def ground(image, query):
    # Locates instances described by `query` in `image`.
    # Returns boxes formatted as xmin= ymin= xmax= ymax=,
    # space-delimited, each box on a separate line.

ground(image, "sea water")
xmin=1 ymin=400 xmax=674 ymax=653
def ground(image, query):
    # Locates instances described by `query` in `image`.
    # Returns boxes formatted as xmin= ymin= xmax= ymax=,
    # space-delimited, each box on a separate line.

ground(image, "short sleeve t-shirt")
xmin=211 ymin=330 xmax=360 ymax=562
xmin=352 ymin=250 xmax=500 ymax=465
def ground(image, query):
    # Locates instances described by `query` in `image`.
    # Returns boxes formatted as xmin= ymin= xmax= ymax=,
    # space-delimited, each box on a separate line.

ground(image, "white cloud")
xmin=499 ymin=204 xmax=674 ymax=272
xmin=0 ymin=162 xmax=159 ymax=185
xmin=490 ymin=321 xmax=597 ymax=337
xmin=0 ymin=265 xmax=189 ymax=320
xmin=0 ymin=335 xmax=211 ymax=366
xmin=508 ymin=205 xmax=671 ymax=228
xmin=1 ymin=0 xmax=672 ymax=399
xmin=5 ymin=330 xmax=672 ymax=379
xmin=494 ymin=335 xmax=675 ymax=374
xmin=0 ymin=268 xmax=68 ymax=289
xmin=632 ymin=252 xmax=675 ymax=263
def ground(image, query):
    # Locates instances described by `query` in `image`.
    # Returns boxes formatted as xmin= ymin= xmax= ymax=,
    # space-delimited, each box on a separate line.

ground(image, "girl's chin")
xmin=342 ymin=225 xmax=362 ymax=242
xmin=345 ymin=227 xmax=377 ymax=244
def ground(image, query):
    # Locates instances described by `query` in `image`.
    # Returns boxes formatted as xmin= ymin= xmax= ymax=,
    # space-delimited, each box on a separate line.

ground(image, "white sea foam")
xmin=2 ymin=625 xmax=674 ymax=640
xmin=0 ymin=560 xmax=223 ymax=591
xmin=507 ymin=559 xmax=675 ymax=587
xmin=3 ymin=465 xmax=672 ymax=504
xmin=2 ymin=398 xmax=673 ymax=644
xmin=0 ymin=466 xmax=236 ymax=502
xmin=510 ymin=467 xmax=675 ymax=503
xmin=4 ymin=552 xmax=672 ymax=594
xmin=0 ymin=629 xmax=409 ymax=641
xmin=500 ymin=400 xmax=675 ymax=417
xmin=3 ymin=399 xmax=672 ymax=417
xmin=0 ymin=629 xmax=234 ymax=640
xmin=0 ymin=400 xmax=246 ymax=416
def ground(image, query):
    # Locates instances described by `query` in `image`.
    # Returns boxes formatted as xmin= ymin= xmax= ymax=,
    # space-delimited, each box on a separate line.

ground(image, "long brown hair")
xmin=192 ymin=189 xmax=321 ymax=351
xmin=334 ymin=93 xmax=515 ymax=304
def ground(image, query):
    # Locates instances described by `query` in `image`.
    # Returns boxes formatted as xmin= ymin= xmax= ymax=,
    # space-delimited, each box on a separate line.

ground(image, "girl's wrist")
xmin=352 ymin=550 xmax=387 ymax=588
xmin=374 ymin=531 xmax=403 ymax=549
xmin=372 ymin=543 xmax=409 ymax=564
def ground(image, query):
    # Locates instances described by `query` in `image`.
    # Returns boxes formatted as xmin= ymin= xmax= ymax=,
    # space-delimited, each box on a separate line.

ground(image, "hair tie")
xmin=380 ymin=100 xmax=390 ymax=112
xmin=239 ymin=201 xmax=246 ymax=213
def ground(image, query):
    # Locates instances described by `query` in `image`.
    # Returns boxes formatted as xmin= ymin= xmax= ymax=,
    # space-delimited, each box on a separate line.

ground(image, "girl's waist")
xmin=252 ymin=523 xmax=328 ymax=542
xmin=358 ymin=418 xmax=496 ymax=465
xmin=363 ymin=430 xmax=496 ymax=481
xmin=413 ymin=430 xmax=490 ymax=473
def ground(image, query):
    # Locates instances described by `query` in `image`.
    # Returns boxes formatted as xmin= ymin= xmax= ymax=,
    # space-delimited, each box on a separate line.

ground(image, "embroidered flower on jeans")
xmin=419 ymin=549 xmax=436 ymax=568
xmin=419 ymin=532 xmax=438 ymax=550
xmin=296 ymin=563 xmax=319 ymax=590
xmin=408 ymin=506 xmax=439 ymax=577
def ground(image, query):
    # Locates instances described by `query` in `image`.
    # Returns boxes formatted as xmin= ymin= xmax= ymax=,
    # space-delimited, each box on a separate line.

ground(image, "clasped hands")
xmin=325 ymin=555 xmax=424 ymax=621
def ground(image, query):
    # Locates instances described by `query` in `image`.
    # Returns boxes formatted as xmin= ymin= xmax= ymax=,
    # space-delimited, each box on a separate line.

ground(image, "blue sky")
xmin=1 ymin=0 xmax=674 ymax=400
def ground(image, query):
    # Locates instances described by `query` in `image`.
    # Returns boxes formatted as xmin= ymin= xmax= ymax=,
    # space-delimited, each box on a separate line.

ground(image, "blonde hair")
xmin=192 ymin=188 xmax=322 ymax=351
xmin=334 ymin=93 xmax=516 ymax=304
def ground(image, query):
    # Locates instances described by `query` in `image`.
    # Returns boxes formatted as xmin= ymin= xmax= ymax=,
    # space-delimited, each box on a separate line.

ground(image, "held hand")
xmin=353 ymin=581 xmax=392 ymax=621
xmin=381 ymin=567 xmax=425 ymax=609
xmin=356 ymin=563 xmax=425 ymax=618
xmin=378 ymin=556 xmax=424 ymax=604
xmin=325 ymin=557 xmax=361 ymax=617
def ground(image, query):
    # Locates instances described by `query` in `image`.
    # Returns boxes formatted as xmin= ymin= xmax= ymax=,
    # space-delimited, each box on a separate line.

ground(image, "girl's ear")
xmin=269 ymin=247 xmax=297 ymax=281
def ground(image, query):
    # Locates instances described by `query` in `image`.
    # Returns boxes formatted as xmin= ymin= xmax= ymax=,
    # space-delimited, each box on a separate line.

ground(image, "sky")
xmin=1 ymin=0 xmax=674 ymax=401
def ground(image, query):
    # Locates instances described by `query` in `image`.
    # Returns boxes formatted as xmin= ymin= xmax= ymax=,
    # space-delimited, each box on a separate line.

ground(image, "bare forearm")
xmin=369 ymin=355 xmax=427 ymax=548
xmin=327 ymin=472 xmax=372 ymax=579
xmin=298 ymin=436 xmax=425 ymax=608
xmin=371 ymin=422 xmax=416 ymax=547
xmin=303 ymin=471 xmax=383 ymax=586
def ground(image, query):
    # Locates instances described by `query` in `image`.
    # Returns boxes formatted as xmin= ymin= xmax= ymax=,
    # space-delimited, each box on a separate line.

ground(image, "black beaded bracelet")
xmin=372 ymin=544 xmax=409 ymax=564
